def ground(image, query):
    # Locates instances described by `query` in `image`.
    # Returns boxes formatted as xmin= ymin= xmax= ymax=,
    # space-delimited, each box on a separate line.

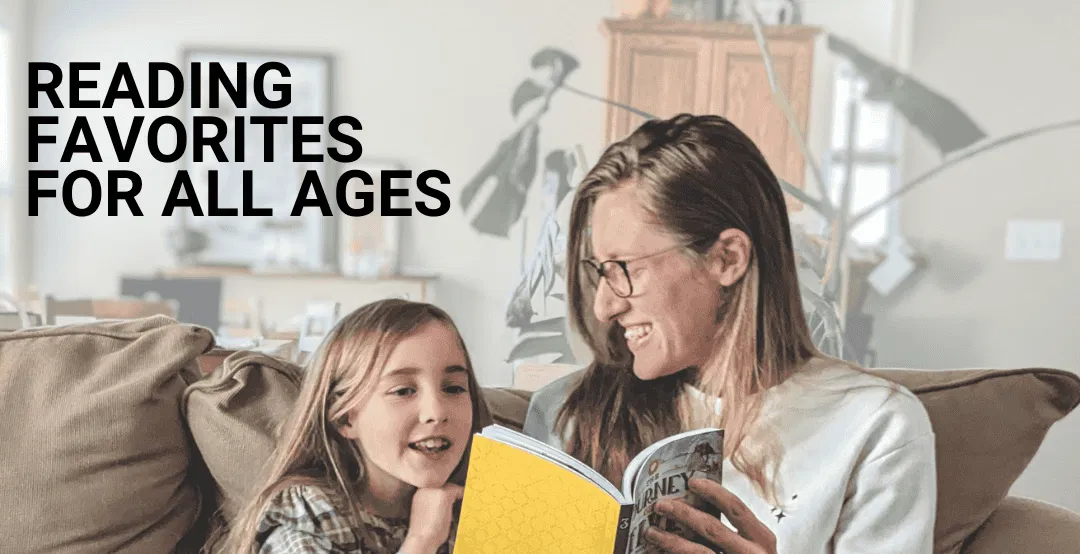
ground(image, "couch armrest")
xmin=961 ymin=496 xmax=1080 ymax=554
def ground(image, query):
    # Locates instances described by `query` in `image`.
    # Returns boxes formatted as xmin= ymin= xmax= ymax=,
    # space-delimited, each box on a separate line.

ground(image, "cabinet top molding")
xmin=601 ymin=18 xmax=822 ymax=40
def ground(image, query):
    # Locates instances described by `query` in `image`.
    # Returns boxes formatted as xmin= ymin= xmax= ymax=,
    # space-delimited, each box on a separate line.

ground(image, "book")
xmin=454 ymin=424 xmax=724 ymax=553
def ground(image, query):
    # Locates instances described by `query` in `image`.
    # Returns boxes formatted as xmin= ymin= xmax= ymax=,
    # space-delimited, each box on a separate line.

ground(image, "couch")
xmin=1 ymin=316 xmax=1078 ymax=553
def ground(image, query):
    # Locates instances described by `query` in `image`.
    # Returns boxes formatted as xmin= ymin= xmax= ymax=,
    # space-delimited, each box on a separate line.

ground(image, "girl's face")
xmin=588 ymin=185 xmax=724 ymax=380
xmin=342 ymin=321 xmax=474 ymax=491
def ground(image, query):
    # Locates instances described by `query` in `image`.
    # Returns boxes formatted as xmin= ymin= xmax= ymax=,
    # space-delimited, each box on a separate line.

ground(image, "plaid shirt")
xmin=255 ymin=484 xmax=454 ymax=554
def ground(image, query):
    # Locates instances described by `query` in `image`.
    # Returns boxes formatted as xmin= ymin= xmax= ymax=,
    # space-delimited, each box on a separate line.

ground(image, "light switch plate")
xmin=1005 ymin=220 xmax=1063 ymax=261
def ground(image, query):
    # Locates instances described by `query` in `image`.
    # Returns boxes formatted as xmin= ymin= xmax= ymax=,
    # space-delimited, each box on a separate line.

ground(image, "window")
xmin=825 ymin=62 xmax=901 ymax=247
xmin=0 ymin=26 xmax=11 ymax=292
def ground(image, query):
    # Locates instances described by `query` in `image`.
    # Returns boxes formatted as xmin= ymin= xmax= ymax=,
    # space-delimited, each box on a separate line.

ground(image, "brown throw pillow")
xmin=0 ymin=316 xmax=213 ymax=554
xmin=869 ymin=368 xmax=1080 ymax=554
xmin=183 ymin=350 xmax=304 ymax=522
xmin=483 ymin=388 xmax=532 ymax=432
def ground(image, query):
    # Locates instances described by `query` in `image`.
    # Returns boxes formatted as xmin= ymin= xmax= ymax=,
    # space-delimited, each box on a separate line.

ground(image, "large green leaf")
xmin=801 ymin=283 xmax=844 ymax=358
xmin=515 ymin=316 xmax=567 ymax=335
xmin=511 ymin=79 xmax=546 ymax=118
xmin=506 ymin=333 xmax=575 ymax=363
xmin=460 ymin=121 xmax=541 ymax=237
xmin=827 ymin=35 xmax=987 ymax=156
xmin=531 ymin=48 xmax=579 ymax=87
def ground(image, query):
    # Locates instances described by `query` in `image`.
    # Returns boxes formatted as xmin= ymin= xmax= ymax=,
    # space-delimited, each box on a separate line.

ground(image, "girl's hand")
xmin=646 ymin=478 xmax=777 ymax=554
xmin=401 ymin=484 xmax=464 ymax=554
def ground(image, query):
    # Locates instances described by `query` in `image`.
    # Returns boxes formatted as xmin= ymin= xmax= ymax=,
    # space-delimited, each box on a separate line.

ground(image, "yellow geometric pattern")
xmin=454 ymin=436 xmax=623 ymax=553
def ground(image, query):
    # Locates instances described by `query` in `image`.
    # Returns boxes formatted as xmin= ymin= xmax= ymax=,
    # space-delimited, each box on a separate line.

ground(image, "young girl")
xmin=223 ymin=299 xmax=491 ymax=553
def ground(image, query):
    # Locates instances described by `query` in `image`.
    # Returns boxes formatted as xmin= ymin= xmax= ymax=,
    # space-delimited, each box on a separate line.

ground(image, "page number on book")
xmin=620 ymin=518 xmax=629 ymax=529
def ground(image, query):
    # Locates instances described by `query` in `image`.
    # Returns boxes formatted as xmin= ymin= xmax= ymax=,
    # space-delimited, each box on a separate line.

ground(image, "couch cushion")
xmin=483 ymin=387 xmax=532 ymax=432
xmin=0 ymin=316 xmax=214 ymax=554
xmin=867 ymin=368 xmax=1080 ymax=554
xmin=960 ymin=496 xmax=1080 ymax=554
xmin=183 ymin=350 xmax=304 ymax=522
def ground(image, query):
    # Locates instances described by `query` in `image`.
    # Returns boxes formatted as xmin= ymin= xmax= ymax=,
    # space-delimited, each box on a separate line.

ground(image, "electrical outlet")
xmin=1005 ymin=220 xmax=1064 ymax=261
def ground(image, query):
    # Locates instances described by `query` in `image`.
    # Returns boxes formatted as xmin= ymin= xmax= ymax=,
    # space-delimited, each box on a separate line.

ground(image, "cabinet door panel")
xmin=605 ymin=33 xmax=713 ymax=144
xmin=710 ymin=37 xmax=813 ymax=193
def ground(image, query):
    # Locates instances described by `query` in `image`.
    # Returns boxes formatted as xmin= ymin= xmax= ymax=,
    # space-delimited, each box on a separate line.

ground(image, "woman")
xmin=523 ymin=114 xmax=936 ymax=553
xmin=222 ymin=299 xmax=491 ymax=553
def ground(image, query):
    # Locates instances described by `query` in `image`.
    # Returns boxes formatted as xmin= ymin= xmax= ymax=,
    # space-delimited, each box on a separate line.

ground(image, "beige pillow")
xmin=868 ymin=368 xmax=1080 ymax=554
xmin=0 ymin=316 xmax=213 ymax=554
xmin=183 ymin=350 xmax=304 ymax=522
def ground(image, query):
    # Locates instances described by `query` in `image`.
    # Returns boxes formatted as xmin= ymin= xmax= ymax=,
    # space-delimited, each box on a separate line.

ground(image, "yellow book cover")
xmin=454 ymin=425 xmax=724 ymax=554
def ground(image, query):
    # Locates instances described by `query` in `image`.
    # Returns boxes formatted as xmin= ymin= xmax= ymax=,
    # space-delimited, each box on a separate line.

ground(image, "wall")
xmin=872 ymin=0 xmax=1080 ymax=511
xmin=28 ymin=0 xmax=892 ymax=387
xmin=28 ymin=0 xmax=615 ymax=386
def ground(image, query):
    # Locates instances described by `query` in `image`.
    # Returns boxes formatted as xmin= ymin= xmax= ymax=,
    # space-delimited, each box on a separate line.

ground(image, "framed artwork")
xmin=337 ymin=159 xmax=406 ymax=278
xmin=177 ymin=48 xmax=337 ymax=272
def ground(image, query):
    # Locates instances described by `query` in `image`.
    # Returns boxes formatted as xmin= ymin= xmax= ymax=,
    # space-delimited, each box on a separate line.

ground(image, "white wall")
xmin=28 ymin=0 xmax=615 ymax=386
xmin=872 ymin=0 xmax=1080 ymax=511
xmin=27 ymin=0 xmax=907 ymax=387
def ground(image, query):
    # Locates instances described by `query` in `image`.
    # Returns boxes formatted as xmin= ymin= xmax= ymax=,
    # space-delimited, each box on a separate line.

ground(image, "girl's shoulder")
xmin=261 ymin=482 xmax=343 ymax=522
xmin=257 ymin=482 xmax=364 ymax=551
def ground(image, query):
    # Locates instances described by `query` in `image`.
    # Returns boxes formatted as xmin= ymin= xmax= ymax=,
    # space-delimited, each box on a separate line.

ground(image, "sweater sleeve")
xmin=832 ymin=395 xmax=937 ymax=554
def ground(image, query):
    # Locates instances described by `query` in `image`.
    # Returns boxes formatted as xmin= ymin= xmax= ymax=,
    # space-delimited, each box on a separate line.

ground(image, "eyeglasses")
xmin=580 ymin=244 xmax=689 ymax=298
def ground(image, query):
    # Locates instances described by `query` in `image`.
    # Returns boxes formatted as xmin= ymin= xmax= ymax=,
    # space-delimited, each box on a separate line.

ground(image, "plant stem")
xmin=560 ymin=84 xmax=657 ymax=120
xmin=851 ymin=118 xmax=1080 ymax=226
xmin=746 ymin=7 xmax=834 ymax=215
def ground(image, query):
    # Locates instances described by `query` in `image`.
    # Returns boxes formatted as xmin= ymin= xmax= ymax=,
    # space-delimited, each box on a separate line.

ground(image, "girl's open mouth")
xmin=408 ymin=437 xmax=452 ymax=454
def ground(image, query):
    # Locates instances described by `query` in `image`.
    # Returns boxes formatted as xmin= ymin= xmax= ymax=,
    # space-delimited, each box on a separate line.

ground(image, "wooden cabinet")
xmin=602 ymin=19 xmax=819 ymax=204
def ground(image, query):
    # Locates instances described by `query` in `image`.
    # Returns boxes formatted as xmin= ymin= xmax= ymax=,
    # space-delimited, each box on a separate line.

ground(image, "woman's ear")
xmin=706 ymin=228 xmax=752 ymax=287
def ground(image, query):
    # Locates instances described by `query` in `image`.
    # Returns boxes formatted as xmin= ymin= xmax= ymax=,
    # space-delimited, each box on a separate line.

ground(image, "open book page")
xmin=481 ymin=425 xmax=625 ymax=500
xmin=622 ymin=428 xmax=724 ymax=554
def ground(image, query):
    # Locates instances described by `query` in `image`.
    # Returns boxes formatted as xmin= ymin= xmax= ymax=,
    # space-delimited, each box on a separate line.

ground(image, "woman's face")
xmin=588 ymin=185 xmax=724 ymax=380
xmin=342 ymin=321 xmax=474 ymax=491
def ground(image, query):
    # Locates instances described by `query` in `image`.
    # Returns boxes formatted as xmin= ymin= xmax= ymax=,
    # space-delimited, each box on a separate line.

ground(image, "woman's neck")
xmin=359 ymin=467 xmax=415 ymax=519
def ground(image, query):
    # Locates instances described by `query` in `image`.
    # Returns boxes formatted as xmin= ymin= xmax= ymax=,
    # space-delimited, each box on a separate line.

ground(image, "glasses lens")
xmin=603 ymin=262 xmax=632 ymax=297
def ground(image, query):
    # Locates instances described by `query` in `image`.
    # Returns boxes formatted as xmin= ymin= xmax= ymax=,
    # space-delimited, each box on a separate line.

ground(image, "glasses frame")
xmin=580 ymin=243 xmax=690 ymax=298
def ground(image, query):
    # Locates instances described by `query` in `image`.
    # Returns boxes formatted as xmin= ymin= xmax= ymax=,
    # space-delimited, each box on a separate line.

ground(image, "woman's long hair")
xmin=559 ymin=114 xmax=818 ymax=503
xmin=222 ymin=299 xmax=491 ymax=553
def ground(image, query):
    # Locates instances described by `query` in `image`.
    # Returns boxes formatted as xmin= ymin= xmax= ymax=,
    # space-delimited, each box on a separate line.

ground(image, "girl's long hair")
xmin=559 ymin=114 xmax=818 ymax=504
xmin=221 ymin=299 xmax=491 ymax=553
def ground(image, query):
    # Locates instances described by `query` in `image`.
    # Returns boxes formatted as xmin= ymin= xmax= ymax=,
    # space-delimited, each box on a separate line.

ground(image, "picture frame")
xmin=337 ymin=159 xmax=406 ymax=278
xmin=176 ymin=47 xmax=337 ymax=272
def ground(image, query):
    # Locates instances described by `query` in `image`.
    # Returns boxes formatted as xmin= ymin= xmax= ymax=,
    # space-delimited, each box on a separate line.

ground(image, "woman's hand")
xmin=645 ymin=478 xmax=776 ymax=554
xmin=401 ymin=484 xmax=464 ymax=554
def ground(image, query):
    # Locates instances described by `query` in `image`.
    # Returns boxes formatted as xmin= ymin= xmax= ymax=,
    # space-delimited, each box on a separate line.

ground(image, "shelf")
xmin=148 ymin=266 xmax=438 ymax=283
